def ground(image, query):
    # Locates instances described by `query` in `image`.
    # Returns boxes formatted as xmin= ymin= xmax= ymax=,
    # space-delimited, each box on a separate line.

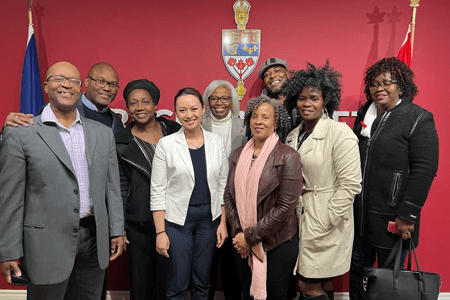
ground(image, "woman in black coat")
xmin=349 ymin=57 xmax=439 ymax=300
xmin=115 ymin=79 xmax=180 ymax=300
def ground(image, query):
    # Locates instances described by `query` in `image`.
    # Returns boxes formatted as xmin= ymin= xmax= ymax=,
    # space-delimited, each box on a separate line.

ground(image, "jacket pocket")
xmin=388 ymin=171 xmax=403 ymax=207
xmin=23 ymin=224 xmax=46 ymax=229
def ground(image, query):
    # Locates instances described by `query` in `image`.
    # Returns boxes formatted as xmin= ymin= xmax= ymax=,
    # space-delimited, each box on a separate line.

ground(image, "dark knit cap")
xmin=123 ymin=79 xmax=160 ymax=105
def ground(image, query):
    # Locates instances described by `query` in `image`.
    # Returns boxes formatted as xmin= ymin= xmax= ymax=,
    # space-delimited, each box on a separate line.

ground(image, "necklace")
xmin=251 ymin=154 xmax=257 ymax=162
xmin=185 ymin=130 xmax=204 ymax=149
xmin=187 ymin=140 xmax=203 ymax=149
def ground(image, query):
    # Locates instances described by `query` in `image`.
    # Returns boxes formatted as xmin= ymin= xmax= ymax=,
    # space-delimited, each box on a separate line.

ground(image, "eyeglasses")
xmin=369 ymin=80 xmax=398 ymax=89
xmin=88 ymin=76 xmax=119 ymax=90
xmin=209 ymin=96 xmax=231 ymax=103
xmin=46 ymin=75 xmax=82 ymax=87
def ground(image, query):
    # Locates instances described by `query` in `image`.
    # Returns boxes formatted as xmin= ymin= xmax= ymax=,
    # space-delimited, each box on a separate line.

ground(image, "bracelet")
xmin=156 ymin=230 xmax=166 ymax=235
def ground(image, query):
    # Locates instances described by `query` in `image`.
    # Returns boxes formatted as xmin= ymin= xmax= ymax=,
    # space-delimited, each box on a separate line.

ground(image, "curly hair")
xmin=363 ymin=57 xmax=418 ymax=102
xmin=244 ymin=96 xmax=291 ymax=143
xmin=283 ymin=61 xmax=342 ymax=119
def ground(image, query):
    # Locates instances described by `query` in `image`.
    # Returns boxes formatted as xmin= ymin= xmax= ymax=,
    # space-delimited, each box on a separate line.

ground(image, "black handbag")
xmin=363 ymin=238 xmax=441 ymax=300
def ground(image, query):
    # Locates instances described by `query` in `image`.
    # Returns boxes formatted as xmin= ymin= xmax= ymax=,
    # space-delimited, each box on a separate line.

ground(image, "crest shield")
xmin=222 ymin=29 xmax=261 ymax=83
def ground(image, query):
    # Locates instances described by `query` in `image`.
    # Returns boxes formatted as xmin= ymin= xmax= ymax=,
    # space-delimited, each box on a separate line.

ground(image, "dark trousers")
xmin=208 ymin=223 xmax=243 ymax=300
xmin=31 ymin=216 xmax=106 ymax=300
xmin=165 ymin=204 xmax=220 ymax=300
xmin=127 ymin=220 xmax=168 ymax=300
xmin=349 ymin=234 xmax=408 ymax=300
xmin=235 ymin=234 xmax=299 ymax=300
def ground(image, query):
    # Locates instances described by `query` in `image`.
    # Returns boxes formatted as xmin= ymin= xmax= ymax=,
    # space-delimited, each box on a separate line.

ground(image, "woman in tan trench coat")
xmin=283 ymin=62 xmax=361 ymax=300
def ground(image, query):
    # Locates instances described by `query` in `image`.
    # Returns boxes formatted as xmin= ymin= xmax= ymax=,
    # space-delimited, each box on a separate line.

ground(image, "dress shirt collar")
xmin=81 ymin=93 xmax=109 ymax=113
xmin=41 ymin=104 xmax=82 ymax=129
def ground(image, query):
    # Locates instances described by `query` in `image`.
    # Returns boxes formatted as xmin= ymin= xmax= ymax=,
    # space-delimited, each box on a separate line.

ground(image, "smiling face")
xmin=297 ymin=86 xmax=324 ymax=131
xmin=175 ymin=94 xmax=205 ymax=132
xmin=250 ymin=102 xmax=276 ymax=144
xmin=263 ymin=65 xmax=289 ymax=94
xmin=369 ymin=72 xmax=401 ymax=114
xmin=84 ymin=64 xmax=119 ymax=110
xmin=127 ymin=89 xmax=156 ymax=126
xmin=209 ymin=85 xmax=233 ymax=119
xmin=44 ymin=62 xmax=81 ymax=113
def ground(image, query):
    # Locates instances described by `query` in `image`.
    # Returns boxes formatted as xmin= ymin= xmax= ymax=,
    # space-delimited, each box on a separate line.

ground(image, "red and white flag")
xmin=398 ymin=24 xmax=412 ymax=67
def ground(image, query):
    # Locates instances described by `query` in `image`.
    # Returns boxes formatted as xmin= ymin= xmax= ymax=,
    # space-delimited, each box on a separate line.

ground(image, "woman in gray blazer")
xmin=151 ymin=87 xmax=229 ymax=300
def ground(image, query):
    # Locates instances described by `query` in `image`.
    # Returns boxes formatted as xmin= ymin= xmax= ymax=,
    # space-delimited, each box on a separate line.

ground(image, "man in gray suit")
xmin=0 ymin=61 xmax=124 ymax=300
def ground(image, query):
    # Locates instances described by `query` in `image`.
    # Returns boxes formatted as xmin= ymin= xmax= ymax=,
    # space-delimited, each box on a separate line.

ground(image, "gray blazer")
xmin=150 ymin=127 xmax=229 ymax=226
xmin=0 ymin=115 xmax=124 ymax=285
xmin=201 ymin=114 xmax=245 ymax=157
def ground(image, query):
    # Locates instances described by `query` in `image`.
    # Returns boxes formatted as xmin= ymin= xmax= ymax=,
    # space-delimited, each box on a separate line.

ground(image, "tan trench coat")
xmin=286 ymin=115 xmax=361 ymax=278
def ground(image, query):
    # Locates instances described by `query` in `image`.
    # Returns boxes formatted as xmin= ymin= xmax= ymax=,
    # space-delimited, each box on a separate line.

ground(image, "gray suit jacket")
xmin=0 ymin=115 xmax=124 ymax=285
xmin=201 ymin=114 xmax=245 ymax=158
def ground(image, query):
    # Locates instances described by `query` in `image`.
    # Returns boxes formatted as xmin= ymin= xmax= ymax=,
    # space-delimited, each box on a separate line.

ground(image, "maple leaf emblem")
xmin=236 ymin=59 xmax=246 ymax=70
xmin=245 ymin=58 xmax=254 ymax=67
xmin=227 ymin=57 xmax=236 ymax=66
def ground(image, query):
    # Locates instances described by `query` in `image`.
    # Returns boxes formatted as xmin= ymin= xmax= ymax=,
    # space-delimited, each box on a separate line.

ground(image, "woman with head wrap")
xmin=284 ymin=62 xmax=361 ymax=300
xmin=349 ymin=57 xmax=439 ymax=300
xmin=115 ymin=79 xmax=181 ymax=300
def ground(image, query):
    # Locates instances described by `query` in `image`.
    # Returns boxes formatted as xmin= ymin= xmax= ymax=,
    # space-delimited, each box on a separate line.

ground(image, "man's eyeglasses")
xmin=46 ymin=75 xmax=82 ymax=87
xmin=88 ymin=76 xmax=119 ymax=90
xmin=209 ymin=96 xmax=231 ymax=103
xmin=369 ymin=80 xmax=398 ymax=89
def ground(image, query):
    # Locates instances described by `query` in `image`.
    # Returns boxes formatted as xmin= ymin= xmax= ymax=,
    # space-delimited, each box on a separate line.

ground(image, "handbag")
xmin=363 ymin=238 xmax=441 ymax=300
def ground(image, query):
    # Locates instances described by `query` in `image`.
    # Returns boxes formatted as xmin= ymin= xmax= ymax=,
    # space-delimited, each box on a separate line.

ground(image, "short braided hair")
xmin=244 ymin=96 xmax=291 ymax=143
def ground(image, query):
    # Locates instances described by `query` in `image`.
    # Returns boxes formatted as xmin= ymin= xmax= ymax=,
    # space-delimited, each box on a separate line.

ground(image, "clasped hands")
xmin=233 ymin=232 xmax=250 ymax=258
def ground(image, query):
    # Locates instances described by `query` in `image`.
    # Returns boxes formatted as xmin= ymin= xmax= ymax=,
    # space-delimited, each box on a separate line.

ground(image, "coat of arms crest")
xmin=222 ymin=0 xmax=260 ymax=99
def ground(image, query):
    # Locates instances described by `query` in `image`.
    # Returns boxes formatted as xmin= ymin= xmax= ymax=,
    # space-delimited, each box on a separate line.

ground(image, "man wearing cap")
xmin=258 ymin=57 xmax=300 ymax=129
xmin=258 ymin=57 xmax=290 ymax=104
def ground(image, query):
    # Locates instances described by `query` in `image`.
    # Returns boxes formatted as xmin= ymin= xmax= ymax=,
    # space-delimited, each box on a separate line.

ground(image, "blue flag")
xmin=20 ymin=24 xmax=44 ymax=115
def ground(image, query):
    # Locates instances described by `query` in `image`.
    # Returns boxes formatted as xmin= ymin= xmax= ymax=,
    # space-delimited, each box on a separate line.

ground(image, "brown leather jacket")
xmin=224 ymin=140 xmax=302 ymax=252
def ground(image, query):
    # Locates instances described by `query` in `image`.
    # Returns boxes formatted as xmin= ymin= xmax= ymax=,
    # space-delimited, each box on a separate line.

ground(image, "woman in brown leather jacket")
xmin=224 ymin=96 xmax=303 ymax=300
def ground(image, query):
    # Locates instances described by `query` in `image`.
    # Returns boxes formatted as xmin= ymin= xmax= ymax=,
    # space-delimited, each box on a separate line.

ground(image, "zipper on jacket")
xmin=388 ymin=171 xmax=402 ymax=207
xmin=121 ymin=157 xmax=151 ymax=178
xmin=359 ymin=111 xmax=390 ymax=235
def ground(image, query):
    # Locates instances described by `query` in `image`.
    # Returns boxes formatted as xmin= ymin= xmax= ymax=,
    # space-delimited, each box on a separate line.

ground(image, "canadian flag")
xmin=398 ymin=24 xmax=412 ymax=67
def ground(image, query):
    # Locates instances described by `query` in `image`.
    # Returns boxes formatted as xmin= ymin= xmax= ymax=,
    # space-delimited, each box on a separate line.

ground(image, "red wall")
xmin=1 ymin=0 xmax=449 ymax=292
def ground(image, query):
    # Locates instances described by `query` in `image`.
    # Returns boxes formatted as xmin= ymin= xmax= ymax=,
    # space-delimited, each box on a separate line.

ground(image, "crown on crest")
xmin=233 ymin=0 xmax=251 ymax=14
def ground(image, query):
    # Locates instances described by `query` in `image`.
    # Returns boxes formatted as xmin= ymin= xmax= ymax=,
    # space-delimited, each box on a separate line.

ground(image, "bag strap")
xmin=382 ymin=238 xmax=402 ymax=268
xmin=382 ymin=238 xmax=428 ymax=299
xmin=410 ymin=239 xmax=429 ymax=300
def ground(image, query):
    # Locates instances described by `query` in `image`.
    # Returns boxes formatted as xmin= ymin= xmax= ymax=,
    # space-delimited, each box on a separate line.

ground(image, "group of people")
xmin=0 ymin=56 xmax=438 ymax=300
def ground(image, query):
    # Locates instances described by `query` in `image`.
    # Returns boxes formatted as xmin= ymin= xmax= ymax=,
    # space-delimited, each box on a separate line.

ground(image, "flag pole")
xmin=28 ymin=0 xmax=33 ymax=25
xmin=409 ymin=0 xmax=420 ymax=58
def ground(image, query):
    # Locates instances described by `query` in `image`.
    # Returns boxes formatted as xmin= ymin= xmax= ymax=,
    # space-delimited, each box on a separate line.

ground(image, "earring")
xmin=322 ymin=107 xmax=329 ymax=117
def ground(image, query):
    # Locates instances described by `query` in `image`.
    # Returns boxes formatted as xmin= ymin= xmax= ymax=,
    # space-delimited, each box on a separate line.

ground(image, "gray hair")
xmin=203 ymin=80 xmax=240 ymax=117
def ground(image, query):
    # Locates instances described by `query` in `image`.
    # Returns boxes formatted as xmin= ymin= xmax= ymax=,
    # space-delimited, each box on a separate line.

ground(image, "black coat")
xmin=115 ymin=117 xmax=181 ymax=226
xmin=353 ymin=100 xmax=439 ymax=249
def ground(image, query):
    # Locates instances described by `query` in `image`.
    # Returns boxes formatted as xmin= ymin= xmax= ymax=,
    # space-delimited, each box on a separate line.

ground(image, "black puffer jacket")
xmin=353 ymin=100 xmax=439 ymax=249
xmin=115 ymin=118 xmax=180 ymax=227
